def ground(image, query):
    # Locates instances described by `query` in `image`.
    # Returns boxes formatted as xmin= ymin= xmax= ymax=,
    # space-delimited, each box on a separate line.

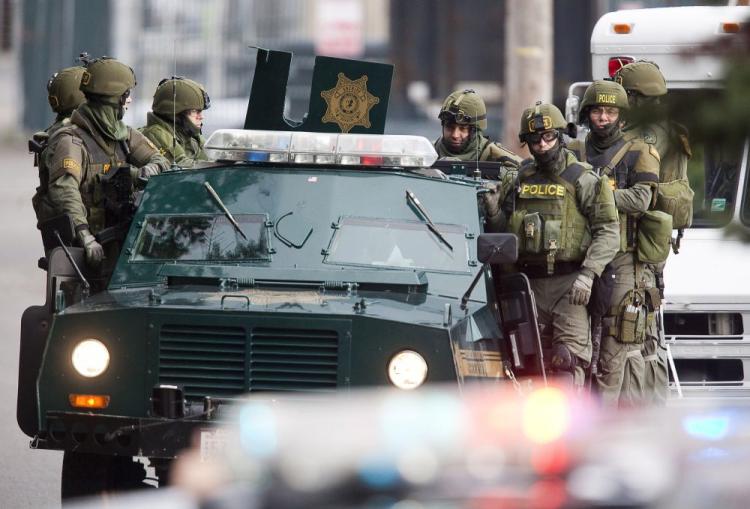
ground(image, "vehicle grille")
xmin=158 ymin=324 xmax=340 ymax=398
xmin=250 ymin=327 xmax=339 ymax=392
xmin=159 ymin=324 xmax=247 ymax=399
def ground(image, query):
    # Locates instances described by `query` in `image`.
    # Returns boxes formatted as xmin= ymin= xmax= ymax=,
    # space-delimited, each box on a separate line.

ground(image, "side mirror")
xmin=477 ymin=233 xmax=517 ymax=264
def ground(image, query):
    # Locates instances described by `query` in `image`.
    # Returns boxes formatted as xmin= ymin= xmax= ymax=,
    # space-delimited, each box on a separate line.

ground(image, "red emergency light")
xmin=608 ymin=56 xmax=635 ymax=77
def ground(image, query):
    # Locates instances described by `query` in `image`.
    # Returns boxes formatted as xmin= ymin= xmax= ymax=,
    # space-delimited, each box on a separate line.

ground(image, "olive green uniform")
xmin=139 ymin=112 xmax=208 ymax=168
xmin=624 ymin=120 xmax=691 ymax=405
xmin=42 ymin=106 xmax=169 ymax=235
xmin=32 ymin=66 xmax=86 ymax=226
xmin=434 ymin=133 xmax=522 ymax=165
xmin=489 ymin=149 xmax=620 ymax=384
xmin=568 ymin=134 xmax=661 ymax=406
xmin=31 ymin=117 xmax=73 ymax=223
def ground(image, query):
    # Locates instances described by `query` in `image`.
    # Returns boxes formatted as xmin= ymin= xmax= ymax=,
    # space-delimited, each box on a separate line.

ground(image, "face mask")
xmin=530 ymin=141 xmax=561 ymax=168
xmin=591 ymin=121 xmax=620 ymax=139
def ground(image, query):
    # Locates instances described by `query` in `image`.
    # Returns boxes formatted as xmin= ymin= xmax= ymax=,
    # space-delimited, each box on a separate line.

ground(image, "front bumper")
xmin=33 ymin=397 xmax=235 ymax=458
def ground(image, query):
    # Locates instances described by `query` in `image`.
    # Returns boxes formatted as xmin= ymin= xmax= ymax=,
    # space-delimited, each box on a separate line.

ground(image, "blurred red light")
xmin=360 ymin=156 xmax=384 ymax=166
xmin=530 ymin=442 xmax=570 ymax=476
xmin=608 ymin=56 xmax=635 ymax=77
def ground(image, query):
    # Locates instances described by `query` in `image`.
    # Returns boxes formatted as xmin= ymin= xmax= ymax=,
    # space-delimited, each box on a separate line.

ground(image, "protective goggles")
xmin=525 ymin=130 xmax=559 ymax=144
xmin=439 ymin=109 xmax=486 ymax=125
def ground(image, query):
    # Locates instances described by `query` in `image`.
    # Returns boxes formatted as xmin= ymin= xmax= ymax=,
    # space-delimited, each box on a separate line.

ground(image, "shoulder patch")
xmin=63 ymin=158 xmax=81 ymax=172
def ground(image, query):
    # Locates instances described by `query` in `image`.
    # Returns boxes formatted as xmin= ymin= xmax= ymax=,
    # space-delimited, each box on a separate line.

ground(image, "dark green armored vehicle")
xmin=17 ymin=51 xmax=542 ymax=497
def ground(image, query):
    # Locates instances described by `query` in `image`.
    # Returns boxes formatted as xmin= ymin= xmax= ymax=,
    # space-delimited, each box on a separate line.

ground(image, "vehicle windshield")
xmin=670 ymin=90 xmax=745 ymax=228
xmin=131 ymin=214 xmax=269 ymax=262
xmin=324 ymin=216 xmax=470 ymax=273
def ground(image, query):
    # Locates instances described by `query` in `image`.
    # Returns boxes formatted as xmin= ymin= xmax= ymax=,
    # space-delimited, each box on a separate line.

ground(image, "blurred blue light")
xmin=245 ymin=151 xmax=270 ymax=162
xmin=238 ymin=403 xmax=277 ymax=458
xmin=358 ymin=459 xmax=401 ymax=488
xmin=682 ymin=414 xmax=730 ymax=441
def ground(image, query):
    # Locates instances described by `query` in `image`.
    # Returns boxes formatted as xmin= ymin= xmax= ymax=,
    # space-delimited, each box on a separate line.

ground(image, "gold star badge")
xmin=320 ymin=73 xmax=380 ymax=133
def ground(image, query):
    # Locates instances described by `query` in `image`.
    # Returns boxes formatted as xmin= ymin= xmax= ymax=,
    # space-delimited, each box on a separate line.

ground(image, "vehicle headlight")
xmin=387 ymin=350 xmax=428 ymax=390
xmin=71 ymin=339 xmax=110 ymax=378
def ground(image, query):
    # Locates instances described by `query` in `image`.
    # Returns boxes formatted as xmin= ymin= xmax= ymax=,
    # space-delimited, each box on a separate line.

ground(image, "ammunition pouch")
xmin=636 ymin=210 xmax=672 ymax=264
xmin=609 ymin=289 xmax=647 ymax=344
xmin=655 ymin=178 xmax=694 ymax=230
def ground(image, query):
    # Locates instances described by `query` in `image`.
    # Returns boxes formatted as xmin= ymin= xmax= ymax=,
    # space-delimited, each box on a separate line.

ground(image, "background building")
xmin=7 ymin=0 xmax=722 ymax=141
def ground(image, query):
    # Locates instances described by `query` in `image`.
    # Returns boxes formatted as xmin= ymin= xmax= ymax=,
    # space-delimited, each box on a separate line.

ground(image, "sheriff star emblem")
xmin=320 ymin=73 xmax=379 ymax=133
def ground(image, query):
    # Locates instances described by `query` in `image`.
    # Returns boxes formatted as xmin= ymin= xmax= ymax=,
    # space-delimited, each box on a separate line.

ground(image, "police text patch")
xmin=597 ymin=93 xmax=617 ymax=104
xmin=520 ymin=183 xmax=565 ymax=197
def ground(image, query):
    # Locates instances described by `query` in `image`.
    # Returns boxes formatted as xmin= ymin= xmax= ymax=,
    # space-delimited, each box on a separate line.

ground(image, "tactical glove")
xmin=480 ymin=183 xmax=506 ymax=232
xmin=77 ymin=228 xmax=104 ymax=266
xmin=569 ymin=270 xmax=594 ymax=306
xmin=480 ymin=183 xmax=501 ymax=217
xmin=137 ymin=164 xmax=161 ymax=179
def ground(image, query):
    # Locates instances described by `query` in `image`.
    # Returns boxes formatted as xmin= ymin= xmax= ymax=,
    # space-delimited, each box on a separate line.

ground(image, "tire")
xmin=61 ymin=451 xmax=149 ymax=501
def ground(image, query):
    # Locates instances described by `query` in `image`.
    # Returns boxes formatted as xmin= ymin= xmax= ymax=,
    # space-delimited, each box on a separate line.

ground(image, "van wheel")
xmin=61 ymin=451 xmax=149 ymax=500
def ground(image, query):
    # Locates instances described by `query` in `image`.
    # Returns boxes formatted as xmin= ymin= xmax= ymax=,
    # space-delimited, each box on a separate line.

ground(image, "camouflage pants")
xmin=595 ymin=253 xmax=647 ymax=406
xmin=529 ymin=271 xmax=591 ymax=387
xmin=642 ymin=265 xmax=669 ymax=405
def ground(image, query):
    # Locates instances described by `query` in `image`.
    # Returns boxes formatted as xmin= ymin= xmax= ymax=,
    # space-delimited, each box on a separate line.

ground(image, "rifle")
xmin=97 ymin=166 xmax=138 ymax=247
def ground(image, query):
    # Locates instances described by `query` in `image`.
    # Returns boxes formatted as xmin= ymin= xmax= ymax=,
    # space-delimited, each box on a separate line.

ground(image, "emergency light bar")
xmin=205 ymin=129 xmax=438 ymax=168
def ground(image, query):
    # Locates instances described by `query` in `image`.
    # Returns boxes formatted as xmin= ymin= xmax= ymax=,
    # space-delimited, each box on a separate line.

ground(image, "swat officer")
xmin=568 ymin=80 xmax=662 ymax=406
xmin=139 ymin=77 xmax=210 ymax=167
xmin=615 ymin=61 xmax=693 ymax=405
xmin=31 ymin=66 xmax=86 ymax=223
xmin=44 ymin=66 xmax=86 ymax=136
xmin=484 ymin=102 xmax=620 ymax=387
xmin=43 ymin=56 xmax=169 ymax=271
xmin=435 ymin=89 xmax=522 ymax=167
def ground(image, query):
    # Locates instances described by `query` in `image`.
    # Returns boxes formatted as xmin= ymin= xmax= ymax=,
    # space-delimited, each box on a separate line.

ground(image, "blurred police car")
xmin=65 ymin=384 xmax=750 ymax=508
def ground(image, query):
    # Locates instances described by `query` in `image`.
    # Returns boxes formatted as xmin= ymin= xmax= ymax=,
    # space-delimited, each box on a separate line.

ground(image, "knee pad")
xmin=549 ymin=343 xmax=576 ymax=373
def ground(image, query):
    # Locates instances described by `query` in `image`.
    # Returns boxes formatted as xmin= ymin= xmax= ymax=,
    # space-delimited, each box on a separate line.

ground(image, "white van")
xmin=566 ymin=5 xmax=750 ymax=398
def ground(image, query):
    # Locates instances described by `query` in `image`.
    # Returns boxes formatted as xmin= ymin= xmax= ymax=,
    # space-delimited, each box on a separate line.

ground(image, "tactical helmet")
xmin=152 ymin=77 xmax=210 ymax=116
xmin=47 ymin=66 xmax=85 ymax=114
xmin=438 ymin=89 xmax=488 ymax=130
xmin=518 ymin=101 xmax=566 ymax=142
xmin=614 ymin=61 xmax=667 ymax=97
xmin=579 ymin=80 xmax=629 ymax=123
xmin=79 ymin=57 xmax=136 ymax=97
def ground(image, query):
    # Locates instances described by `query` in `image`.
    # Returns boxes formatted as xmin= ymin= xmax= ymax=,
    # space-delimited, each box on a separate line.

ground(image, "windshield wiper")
xmin=203 ymin=182 xmax=248 ymax=241
xmin=405 ymin=189 xmax=453 ymax=251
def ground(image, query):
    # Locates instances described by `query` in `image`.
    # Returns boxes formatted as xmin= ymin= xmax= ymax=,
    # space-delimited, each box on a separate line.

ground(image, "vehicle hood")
xmin=60 ymin=285 xmax=478 ymax=329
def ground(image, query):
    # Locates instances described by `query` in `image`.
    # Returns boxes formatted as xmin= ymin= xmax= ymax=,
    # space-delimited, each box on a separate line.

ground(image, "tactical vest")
xmin=570 ymin=138 xmax=649 ymax=253
xmin=70 ymin=126 xmax=129 ymax=234
xmin=508 ymin=162 xmax=591 ymax=275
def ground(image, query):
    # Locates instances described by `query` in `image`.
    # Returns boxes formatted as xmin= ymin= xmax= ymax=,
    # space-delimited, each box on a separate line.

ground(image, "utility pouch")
xmin=522 ymin=212 xmax=543 ymax=254
xmin=637 ymin=210 xmax=672 ymax=264
xmin=655 ymin=178 xmax=694 ymax=229
xmin=617 ymin=291 xmax=647 ymax=344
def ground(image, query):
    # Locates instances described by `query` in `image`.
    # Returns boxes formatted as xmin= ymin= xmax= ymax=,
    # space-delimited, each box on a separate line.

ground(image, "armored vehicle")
xmin=17 ymin=50 xmax=542 ymax=497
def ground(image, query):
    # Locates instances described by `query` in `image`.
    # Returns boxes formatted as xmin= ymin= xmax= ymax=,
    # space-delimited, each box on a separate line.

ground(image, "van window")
xmin=669 ymin=90 xmax=744 ymax=228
